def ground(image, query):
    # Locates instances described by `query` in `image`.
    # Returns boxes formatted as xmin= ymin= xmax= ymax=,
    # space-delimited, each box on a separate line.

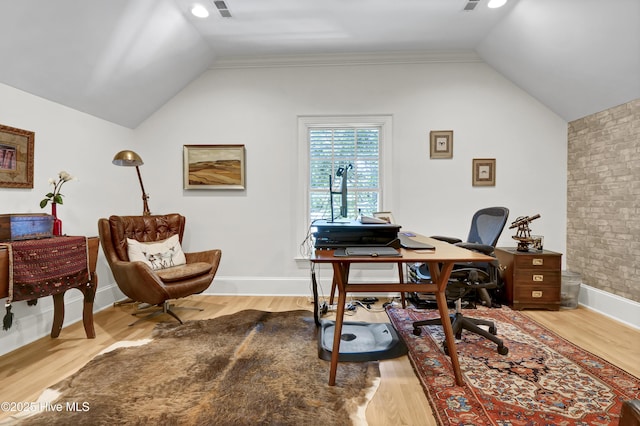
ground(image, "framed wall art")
xmin=472 ymin=158 xmax=496 ymax=186
xmin=429 ymin=130 xmax=453 ymax=159
xmin=0 ymin=124 xmax=34 ymax=188
xmin=183 ymin=144 xmax=246 ymax=190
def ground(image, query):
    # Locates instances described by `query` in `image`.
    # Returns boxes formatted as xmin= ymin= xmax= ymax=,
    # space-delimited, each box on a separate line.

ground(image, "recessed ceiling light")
xmin=191 ymin=4 xmax=209 ymax=18
xmin=488 ymin=0 xmax=507 ymax=8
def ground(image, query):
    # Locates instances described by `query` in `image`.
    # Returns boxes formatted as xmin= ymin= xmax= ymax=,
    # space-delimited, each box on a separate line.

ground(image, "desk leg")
xmin=311 ymin=270 xmax=320 ymax=327
xmin=329 ymin=262 xmax=349 ymax=386
xmin=397 ymin=262 xmax=406 ymax=308
xmin=430 ymin=261 xmax=464 ymax=386
xmin=329 ymin=276 xmax=336 ymax=305
xmin=51 ymin=293 xmax=65 ymax=338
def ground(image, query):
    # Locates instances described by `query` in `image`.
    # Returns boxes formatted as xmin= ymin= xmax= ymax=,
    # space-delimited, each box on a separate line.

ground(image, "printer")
xmin=312 ymin=219 xmax=401 ymax=249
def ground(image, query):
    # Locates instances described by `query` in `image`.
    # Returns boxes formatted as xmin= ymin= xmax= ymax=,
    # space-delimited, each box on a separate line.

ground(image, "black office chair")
xmin=412 ymin=207 xmax=510 ymax=355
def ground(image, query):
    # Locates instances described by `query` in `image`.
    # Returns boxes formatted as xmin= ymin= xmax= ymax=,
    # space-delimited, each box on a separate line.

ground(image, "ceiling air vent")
xmin=213 ymin=0 xmax=232 ymax=18
xmin=464 ymin=0 xmax=480 ymax=11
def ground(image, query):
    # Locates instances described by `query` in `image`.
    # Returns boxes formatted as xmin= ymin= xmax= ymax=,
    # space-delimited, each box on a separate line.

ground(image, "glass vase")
xmin=51 ymin=202 xmax=63 ymax=236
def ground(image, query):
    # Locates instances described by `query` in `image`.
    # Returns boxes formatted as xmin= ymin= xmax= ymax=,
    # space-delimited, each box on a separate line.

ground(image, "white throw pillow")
xmin=127 ymin=234 xmax=187 ymax=270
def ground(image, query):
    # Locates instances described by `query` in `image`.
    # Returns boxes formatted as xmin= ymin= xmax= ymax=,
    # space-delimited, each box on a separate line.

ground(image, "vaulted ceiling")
xmin=0 ymin=0 xmax=638 ymax=128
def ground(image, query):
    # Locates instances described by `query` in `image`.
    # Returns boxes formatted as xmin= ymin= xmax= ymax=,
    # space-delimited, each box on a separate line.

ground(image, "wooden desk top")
xmin=0 ymin=236 xmax=99 ymax=299
xmin=311 ymin=235 xmax=495 ymax=264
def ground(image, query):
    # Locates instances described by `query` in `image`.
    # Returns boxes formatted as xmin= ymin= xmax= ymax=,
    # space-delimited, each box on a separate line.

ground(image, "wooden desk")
xmin=0 ymin=236 xmax=99 ymax=338
xmin=310 ymin=235 xmax=495 ymax=386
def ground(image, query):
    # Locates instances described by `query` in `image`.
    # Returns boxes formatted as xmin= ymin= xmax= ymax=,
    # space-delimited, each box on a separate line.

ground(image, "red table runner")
xmin=4 ymin=236 xmax=89 ymax=303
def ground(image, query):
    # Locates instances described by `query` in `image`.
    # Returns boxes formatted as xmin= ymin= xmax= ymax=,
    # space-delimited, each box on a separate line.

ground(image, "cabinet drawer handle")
xmin=532 ymin=290 xmax=543 ymax=298
xmin=532 ymin=258 xmax=544 ymax=266
xmin=533 ymin=274 xmax=544 ymax=282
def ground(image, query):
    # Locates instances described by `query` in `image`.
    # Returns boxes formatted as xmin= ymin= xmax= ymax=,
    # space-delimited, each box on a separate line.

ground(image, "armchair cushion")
xmin=127 ymin=234 xmax=186 ymax=270
xmin=156 ymin=262 xmax=213 ymax=283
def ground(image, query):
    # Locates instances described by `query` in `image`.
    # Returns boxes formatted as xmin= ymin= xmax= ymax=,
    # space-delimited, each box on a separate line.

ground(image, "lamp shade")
xmin=112 ymin=150 xmax=144 ymax=167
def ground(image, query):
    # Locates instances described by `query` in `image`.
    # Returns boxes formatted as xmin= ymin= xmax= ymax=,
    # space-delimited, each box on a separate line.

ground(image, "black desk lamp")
xmin=112 ymin=150 xmax=151 ymax=216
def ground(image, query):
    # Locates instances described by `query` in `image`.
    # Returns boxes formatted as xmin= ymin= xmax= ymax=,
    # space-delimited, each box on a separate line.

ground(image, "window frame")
xmin=296 ymin=115 xmax=393 ymax=256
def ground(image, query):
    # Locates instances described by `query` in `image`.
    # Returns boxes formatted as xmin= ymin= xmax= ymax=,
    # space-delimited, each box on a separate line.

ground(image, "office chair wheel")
xmin=412 ymin=327 xmax=422 ymax=336
xmin=442 ymin=343 xmax=449 ymax=355
xmin=497 ymin=345 xmax=509 ymax=355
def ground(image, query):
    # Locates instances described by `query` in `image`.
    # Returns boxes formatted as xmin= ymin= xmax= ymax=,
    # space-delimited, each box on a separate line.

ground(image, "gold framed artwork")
xmin=0 ymin=124 xmax=34 ymax=188
xmin=429 ymin=130 xmax=453 ymax=159
xmin=472 ymin=158 xmax=496 ymax=186
xmin=183 ymin=144 xmax=246 ymax=190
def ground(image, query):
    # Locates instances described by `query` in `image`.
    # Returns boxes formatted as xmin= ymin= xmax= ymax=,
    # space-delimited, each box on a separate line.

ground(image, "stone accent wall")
xmin=567 ymin=99 xmax=640 ymax=303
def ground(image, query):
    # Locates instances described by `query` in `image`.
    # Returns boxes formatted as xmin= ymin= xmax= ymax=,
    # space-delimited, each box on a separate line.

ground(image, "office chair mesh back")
xmin=467 ymin=207 xmax=510 ymax=247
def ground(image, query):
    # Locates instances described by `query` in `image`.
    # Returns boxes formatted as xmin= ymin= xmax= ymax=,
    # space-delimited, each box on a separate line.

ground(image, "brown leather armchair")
xmin=98 ymin=214 xmax=221 ymax=325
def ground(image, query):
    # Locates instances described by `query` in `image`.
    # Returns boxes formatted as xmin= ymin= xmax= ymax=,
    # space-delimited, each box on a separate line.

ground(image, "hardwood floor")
xmin=0 ymin=296 xmax=638 ymax=425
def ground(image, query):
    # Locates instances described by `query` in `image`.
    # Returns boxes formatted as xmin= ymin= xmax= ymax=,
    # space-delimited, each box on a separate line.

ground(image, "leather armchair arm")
xmin=109 ymin=259 xmax=169 ymax=305
xmin=185 ymin=249 xmax=223 ymax=279
xmin=430 ymin=235 xmax=462 ymax=244
xmin=455 ymin=242 xmax=495 ymax=255
xmin=185 ymin=249 xmax=222 ymax=265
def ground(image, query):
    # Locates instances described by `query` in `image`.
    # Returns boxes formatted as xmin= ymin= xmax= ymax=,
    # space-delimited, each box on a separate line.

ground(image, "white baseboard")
xmin=3 ymin=278 xmax=637 ymax=357
xmin=209 ymin=278 xmax=640 ymax=330
xmin=578 ymin=283 xmax=640 ymax=330
xmin=203 ymin=277 xmax=314 ymax=296
xmin=203 ymin=276 xmax=401 ymax=298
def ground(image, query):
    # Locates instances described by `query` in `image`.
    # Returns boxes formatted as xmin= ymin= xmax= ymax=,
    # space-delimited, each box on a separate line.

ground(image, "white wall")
xmin=135 ymin=59 xmax=568 ymax=293
xmin=0 ymin=58 xmax=569 ymax=355
xmin=0 ymin=83 xmax=137 ymax=355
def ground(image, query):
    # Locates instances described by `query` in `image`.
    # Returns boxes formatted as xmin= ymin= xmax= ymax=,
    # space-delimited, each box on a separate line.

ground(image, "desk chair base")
xmin=412 ymin=312 xmax=509 ymax=355
xmin=129 ymin=301 xmax=203 ymax=326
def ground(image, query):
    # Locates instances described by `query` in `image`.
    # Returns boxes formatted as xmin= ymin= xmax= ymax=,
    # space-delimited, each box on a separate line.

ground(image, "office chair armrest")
xmin=430 ymin=235 xmax=462 ymax=244
xmin=455 ymin=242 xmax=495 ymax=255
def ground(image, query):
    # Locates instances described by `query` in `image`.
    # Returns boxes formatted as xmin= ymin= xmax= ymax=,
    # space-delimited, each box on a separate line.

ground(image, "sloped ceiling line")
xmin=0 ymin=0 xmax=637 ymax=128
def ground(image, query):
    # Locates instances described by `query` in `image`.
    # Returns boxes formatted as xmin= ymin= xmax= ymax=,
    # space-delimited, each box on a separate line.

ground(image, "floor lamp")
xmin=111 ymin=150 xmax=152 ymax=308
xmin=112 ymin=150 xmax=151 ymax=216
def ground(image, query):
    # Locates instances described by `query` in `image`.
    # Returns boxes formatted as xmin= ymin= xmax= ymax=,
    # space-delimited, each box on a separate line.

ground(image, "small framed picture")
xmin=429 ymin=130 xmax=453 ymax=159
xmin=373 ymin=211 xmax=395 ymax=224
xmin=0 ymin=124 xmax=34 ymax=188
xmin=472 ymin=158 xmax=496 ymax=186
xmin=183 ymin=144 xmax=246 ymax=189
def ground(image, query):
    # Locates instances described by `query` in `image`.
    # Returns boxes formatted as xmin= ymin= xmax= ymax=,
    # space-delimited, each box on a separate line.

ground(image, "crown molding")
xmin=208 ymin=50 xmax=482 ymax=69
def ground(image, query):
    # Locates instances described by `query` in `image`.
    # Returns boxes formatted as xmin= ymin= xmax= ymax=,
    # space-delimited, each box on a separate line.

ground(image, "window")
xmin=309 ymin=127 xmax=380 ymax=221
xmin=296 ymin=116 xmax=393 ymax=244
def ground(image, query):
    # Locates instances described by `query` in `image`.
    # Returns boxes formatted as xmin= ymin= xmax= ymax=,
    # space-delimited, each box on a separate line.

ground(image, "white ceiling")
xmin=0 ymin=0 xmax=638 ymax=128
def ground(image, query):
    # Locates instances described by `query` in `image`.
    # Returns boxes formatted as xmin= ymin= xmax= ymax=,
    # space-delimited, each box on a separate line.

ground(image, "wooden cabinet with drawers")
xmin=495 ymin=247 xmax=562 ymax=310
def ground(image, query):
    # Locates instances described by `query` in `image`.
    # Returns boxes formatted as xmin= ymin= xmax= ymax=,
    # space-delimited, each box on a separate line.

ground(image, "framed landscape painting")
xmin=183 ymin=144 xmax=246 ymax=190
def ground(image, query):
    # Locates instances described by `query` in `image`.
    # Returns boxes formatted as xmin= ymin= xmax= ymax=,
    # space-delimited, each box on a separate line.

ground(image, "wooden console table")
xmin=0 ymin=236 xmax=99 ymax=338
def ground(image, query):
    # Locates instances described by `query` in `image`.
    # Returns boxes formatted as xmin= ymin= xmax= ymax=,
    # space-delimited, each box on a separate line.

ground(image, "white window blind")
xmin=309 ymin=126 xmax=381 ymax=222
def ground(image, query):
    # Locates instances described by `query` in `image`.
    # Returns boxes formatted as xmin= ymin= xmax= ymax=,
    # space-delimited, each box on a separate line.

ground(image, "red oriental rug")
xmin=387 ymin=306 xmax=640 ymax=425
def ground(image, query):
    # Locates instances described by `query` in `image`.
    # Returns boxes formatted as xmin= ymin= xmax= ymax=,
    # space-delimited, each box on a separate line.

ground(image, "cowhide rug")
xmin=15 ymin=310 xmax=380 ymax=425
